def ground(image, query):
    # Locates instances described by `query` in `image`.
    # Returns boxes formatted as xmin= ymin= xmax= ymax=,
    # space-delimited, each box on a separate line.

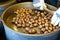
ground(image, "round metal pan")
xmin=0 ymin=2 xmax=60 ymax=40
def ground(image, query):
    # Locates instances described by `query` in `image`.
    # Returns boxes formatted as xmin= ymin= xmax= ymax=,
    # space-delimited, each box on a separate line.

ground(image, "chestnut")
xmin=30 ymin=24 xmax=34 ymax=28
xmin=28 ymin=29 xmax=36 ymax=34
xmin=44 ymin=31 xmax=48 ymax=34
xmin=41 ymin=28 xmax=46 ymax=32
xmin=38 ymin=25 xmax=43 ymax=28
xmin=49 ymin=27 xmax=53 ymax=31
xmin=48 ymin=30 xmax=51 ymax=33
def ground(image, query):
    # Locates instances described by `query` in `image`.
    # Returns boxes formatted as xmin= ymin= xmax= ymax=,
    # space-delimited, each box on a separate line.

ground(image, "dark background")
xmin=0 ymin=0 xmax=60 ymax=40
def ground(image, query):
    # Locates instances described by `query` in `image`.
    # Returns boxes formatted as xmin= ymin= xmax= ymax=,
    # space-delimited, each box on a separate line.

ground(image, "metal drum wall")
xmin=0 ymin=0 xmax=16 ymax=40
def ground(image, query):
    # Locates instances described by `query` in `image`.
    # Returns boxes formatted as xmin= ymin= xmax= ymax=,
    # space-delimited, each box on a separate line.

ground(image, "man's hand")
xmin=51 ymin=8 xmax=60 ymax=26
xmin=33 ymin=0 xmax=46 ymax=10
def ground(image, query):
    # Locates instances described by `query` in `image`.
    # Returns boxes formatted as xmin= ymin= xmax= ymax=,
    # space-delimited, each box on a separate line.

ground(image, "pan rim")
xmin=0 ymin=0 xmax=16 ymax=7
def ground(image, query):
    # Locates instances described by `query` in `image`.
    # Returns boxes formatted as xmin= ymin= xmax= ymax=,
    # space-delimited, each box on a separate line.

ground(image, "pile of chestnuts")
xmin=12 ymin=8 xmax=60 ymax=34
